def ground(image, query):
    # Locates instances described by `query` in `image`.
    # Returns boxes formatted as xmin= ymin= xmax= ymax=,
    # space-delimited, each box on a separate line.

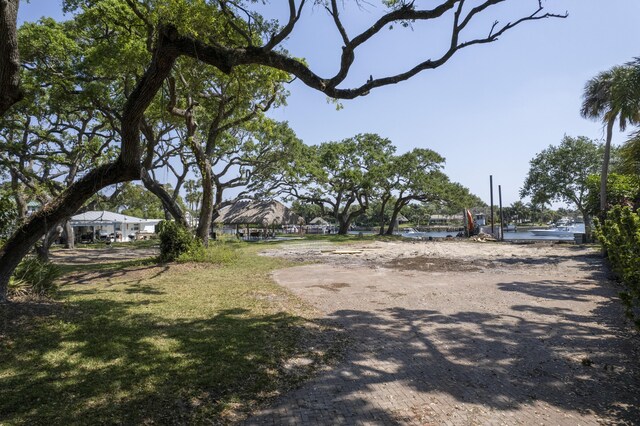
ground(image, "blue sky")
xmin=17 ymin=1 xmax=640 ymax=208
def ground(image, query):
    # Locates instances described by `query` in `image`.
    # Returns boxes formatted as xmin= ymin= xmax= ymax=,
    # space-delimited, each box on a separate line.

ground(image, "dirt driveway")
xmin=247 ymin=240 xmax=640 ymax=425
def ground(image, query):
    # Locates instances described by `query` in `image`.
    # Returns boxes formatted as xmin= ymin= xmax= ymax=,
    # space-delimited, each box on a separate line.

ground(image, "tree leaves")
xmin=521 ymin=135 xmax=603 ymax=217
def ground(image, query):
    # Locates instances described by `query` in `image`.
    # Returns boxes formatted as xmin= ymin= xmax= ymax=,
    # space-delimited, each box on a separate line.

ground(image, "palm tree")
xmin=581 ymin=61 xmax=640 ymax=214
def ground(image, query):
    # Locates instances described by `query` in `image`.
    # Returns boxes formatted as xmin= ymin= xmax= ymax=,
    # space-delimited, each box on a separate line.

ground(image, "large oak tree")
xmin=0 ymin=0 xmax=565 ymax=300
xmin=520 ymin=135 xmax=603 ymax=238
xmin=280 ymin=133 xmax=395 ymax=234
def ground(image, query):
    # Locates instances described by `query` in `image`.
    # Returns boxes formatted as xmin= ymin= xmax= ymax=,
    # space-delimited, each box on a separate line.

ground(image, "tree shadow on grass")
xmin=58 ymin=263 xmax=169 ymax=287
xmin=0 ymin=299 xmax=334 ymax=425
xmin=246 ymin=289 xmax=640 ymax=424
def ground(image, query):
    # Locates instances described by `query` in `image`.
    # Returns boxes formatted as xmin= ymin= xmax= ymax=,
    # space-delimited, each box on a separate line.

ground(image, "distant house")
xmin=26 ymin=200 xmax=41 ymax=216
xmin=309 ymin=217 xmax=330 ymax=226
xmin=306 ymin=216 xmax=335 ymax=235
xmin=69 ymin=210 xmax=162 ymax=242
xmin=214 ymin=200 xmax=304 ymax=239
xmin=184 ymin=211 xmax=198 ymax=228
xmin=428 ymin=214 xmax=463 ymax=225
xmin=396 ymin=214 xmax=409 ymax=224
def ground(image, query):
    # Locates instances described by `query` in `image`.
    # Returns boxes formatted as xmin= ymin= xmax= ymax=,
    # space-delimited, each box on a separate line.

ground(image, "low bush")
xmin=9 ymin=256 xmax=61 ymax=297
xmin=157 ymin=220 xmax=194 ymax=262
xmin=158 ymin=221 xmax=240 ymax=265
xmin=594 ymin=206 xmax=640 ymax=328
xmin=177 ymin=240 xmax=240 ymax=265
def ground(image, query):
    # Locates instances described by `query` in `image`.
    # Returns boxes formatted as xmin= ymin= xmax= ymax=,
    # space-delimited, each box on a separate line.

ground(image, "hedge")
xmin=595 ymin=206 xmax=640 ymax=328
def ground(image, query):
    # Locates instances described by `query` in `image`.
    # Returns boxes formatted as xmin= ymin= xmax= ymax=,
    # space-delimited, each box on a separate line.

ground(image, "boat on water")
xmin=530 ymin=226 xmax=576 ymax=237
xmin=401 ymin=227 xmax=419 ymax=234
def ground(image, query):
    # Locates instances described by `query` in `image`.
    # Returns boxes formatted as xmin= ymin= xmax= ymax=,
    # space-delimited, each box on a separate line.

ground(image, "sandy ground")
xmin=247 ymin=240 xmax=640 ymax=425
xmin=260 ymin=239 xmax=591 ymax=272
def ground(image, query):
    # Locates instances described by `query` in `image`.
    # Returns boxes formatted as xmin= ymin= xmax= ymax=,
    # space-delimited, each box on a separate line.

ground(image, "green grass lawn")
xmin=0 ymin=244 xmax=342 ymax=425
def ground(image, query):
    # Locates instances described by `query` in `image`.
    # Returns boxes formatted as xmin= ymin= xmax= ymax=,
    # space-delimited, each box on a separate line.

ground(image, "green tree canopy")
xmin=101 ymin=183 xmax=168 ymax=219
xmin=279 ymin=133 xmax=395 ymax=234
xmin=586 ymin=173 xmax=640 ymax=216
xmin=520 ymin=135 xmax=603 ymax=232
xmin=373 ymin=148 xmax=481 ymax=235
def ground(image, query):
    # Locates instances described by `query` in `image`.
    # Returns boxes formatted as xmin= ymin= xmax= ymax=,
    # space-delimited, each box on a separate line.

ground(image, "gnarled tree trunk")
xmin=0 ymin=0 xmax=22 ymax=116
xmin=336 ymin=210 xmax=362 ymax=235
xmin=0 ymin=161 xmax=137 ymax=302
xmin=35 ymin=224 xmax=63 ymax=262
xmin=63 ymin=220 xmax=75 ymax=249
xmin=378 ymin=196 xmax=389 ymax=236
xmin=386 ymin=200 xmax=408 ymax=235
xmin=141 ymin=170 xmax=188 ymax=227
xmin=386 ymin=208 xmax=402 ymax=236
xmin=337 ymin=217 xmax=350 ymax=235
xmin=196 ymin=158 xmax=214 ymax=245
xmin=0 ymin=28 xmax=179 ymax=302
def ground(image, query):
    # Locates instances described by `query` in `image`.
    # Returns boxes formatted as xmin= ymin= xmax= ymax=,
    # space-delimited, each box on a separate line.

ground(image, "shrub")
xmin=157 ymin=220 xmax=195 ymax=262
xmin=594 ymin=206 xmax=640 ymax=328
xmin=9 ymin=256 xmax=61 ymax=297
xmin=158 ymin=221 xmax=241 ymax=265
xmin=586 ymin=173 xmax=640 ymax=218
xmin=177 ymin=241 xmax=240 ymax=265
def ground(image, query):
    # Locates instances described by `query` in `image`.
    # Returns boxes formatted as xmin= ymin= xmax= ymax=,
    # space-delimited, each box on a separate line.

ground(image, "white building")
xmin=26 ymin=200 xmax=41 ymax=216
xmin=69 ymin=210 xmax=162 ymax=242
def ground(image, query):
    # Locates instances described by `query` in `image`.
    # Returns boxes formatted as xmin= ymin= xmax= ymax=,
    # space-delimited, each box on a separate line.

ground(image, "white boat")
xmin=530 ymin=226 xmax=576 ymax=237
xmin=401 ymin=228 xmax=419 ymax=234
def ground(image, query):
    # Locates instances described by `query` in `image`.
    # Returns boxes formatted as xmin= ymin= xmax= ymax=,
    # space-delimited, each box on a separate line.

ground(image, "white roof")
xmin=309 ymin=217 xmax=330 ymax=225
xmin=70 ymin=210 xmax=162 ymax=224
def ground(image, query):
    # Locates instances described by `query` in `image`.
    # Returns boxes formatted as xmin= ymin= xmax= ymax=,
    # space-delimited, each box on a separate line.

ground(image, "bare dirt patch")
xmin=386 ymin=255 xmax=482 ymax=272
xmin=309 ymin=282 xmax=351 ymax=293
xmin=260 ymin=239 xmax=586 ymax=274
xmin=246 ymin=240 xmax=640 ymax=425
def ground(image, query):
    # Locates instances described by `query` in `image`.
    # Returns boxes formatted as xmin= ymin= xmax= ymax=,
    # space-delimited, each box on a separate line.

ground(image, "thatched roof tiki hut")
xmin=214 ymin=200 xmax=305 ymax=239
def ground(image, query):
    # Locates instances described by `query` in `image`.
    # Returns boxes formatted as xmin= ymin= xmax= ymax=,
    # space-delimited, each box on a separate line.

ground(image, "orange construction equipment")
xmin=466 ymin=209 xmax=474 ymax=234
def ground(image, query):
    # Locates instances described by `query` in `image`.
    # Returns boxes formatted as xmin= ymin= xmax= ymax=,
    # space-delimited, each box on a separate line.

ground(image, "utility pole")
xmin=499 ymin=185 xmax=504 ymax=241
xmin=490 ymin=175 xmax=494 ymax=235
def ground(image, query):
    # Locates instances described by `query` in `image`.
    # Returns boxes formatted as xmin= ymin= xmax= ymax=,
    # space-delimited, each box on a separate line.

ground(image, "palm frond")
xmin=581 ymin=64 xmax=640 ymax=129
xmin=580 ymin=70 xmax=613 ymax=120
xmin=619 ymin=129 xmax=640 ymax=175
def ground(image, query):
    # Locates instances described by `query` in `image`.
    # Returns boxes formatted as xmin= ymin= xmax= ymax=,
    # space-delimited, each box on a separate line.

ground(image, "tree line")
xmin=0 ymin=0 xmax=565 ymax=301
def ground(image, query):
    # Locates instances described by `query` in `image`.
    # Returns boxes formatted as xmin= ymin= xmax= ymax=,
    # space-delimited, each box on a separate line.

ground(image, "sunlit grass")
xmin=0 ymin=245 xmax=340 ymax=424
